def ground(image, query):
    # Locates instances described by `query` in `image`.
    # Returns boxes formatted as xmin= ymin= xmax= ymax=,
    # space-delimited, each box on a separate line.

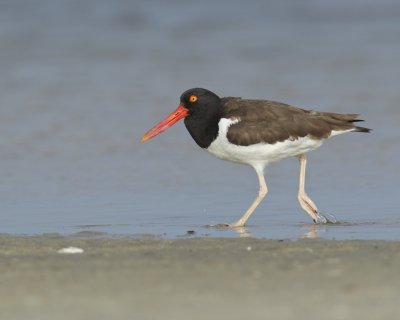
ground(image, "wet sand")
xmin=1 ymin=235 xmax=399 ymax=320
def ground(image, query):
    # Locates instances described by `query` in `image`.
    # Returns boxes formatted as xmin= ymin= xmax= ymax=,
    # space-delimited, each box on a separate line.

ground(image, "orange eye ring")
xmin=189 ymin=95 xmax=198 ymax=103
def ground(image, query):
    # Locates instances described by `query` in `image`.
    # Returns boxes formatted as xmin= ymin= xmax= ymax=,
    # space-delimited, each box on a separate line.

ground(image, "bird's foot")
xmin=314 ymin=211 xmax=338 ymax=224
xmin=208 ymin=223 xmax=230 ymax=228
xmin=208 ymin=221 xmax=245 ymax=228
xmin=227 ymin=219 xmax=246 ymax=228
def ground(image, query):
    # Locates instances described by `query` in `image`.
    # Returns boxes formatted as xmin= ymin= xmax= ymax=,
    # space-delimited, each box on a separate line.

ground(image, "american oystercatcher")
xmin=141 ymin=88 xmax=370 ymax=227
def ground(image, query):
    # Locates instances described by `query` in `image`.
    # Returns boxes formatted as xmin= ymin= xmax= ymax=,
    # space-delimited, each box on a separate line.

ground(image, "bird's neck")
xmin=184 ymin=107 xmax=221 ymax=149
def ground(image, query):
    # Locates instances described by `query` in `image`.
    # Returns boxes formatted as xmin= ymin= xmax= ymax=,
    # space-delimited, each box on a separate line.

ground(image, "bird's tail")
xmin=322 ymin=112 xmax=371 ymax=133
xmin=352 ymin=125 xmax=371 ymax=133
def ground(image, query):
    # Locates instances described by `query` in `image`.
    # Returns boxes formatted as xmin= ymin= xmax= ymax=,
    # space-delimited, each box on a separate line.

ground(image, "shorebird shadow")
xmin=204 ymin=218 xmax=353 ymax=239
xmin=205 ymin=224 xmax=252 ymax=238
xmin=302 ymin=220 xmax=352 ymax=239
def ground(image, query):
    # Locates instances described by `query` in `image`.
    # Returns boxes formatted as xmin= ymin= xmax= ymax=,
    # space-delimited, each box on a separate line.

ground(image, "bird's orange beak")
xmin=141 ymin=105 xmax=189 ymax=142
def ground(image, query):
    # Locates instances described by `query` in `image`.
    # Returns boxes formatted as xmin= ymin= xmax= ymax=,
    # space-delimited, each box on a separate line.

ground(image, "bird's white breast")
xmin=207 ymin=118 xmax=325 ymax=168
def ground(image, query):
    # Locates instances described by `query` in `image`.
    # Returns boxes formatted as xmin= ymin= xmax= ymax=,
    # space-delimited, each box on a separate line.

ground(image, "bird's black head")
xmin=179 ymin=88 xmax=221 ymax=116
xmin=140 ymin=87 xmax=222 ymax=147
xmin=179 ymin=88 xmax=222 ymax=148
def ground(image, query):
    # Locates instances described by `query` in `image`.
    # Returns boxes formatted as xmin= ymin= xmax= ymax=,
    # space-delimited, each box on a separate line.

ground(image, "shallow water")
xmin=1 ymin=0 xmax=399 ymax=239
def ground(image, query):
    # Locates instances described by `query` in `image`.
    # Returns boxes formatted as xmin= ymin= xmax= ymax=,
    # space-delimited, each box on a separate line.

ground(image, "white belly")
xmin=207 ymin=118 xmax=325 ymax=168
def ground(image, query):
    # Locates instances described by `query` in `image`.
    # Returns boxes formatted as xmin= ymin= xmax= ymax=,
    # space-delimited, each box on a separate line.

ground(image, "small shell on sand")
xmin=58 ymin=247 xmax=84 ymax=254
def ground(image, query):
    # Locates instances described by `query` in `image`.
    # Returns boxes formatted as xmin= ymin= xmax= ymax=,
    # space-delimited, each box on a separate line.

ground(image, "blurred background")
xmin=0 ymin=0 xmax=399 ymax=238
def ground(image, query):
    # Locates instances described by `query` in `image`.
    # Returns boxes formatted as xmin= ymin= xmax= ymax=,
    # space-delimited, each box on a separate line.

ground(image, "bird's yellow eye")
xmin=189 ymin=95 xmax=198 ymax=103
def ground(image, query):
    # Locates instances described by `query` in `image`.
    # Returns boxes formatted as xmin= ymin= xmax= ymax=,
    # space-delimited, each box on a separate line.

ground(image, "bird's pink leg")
xmin=297 ymin=154 xmax=336 ymax=224
xmin=297 ymin=154 xmax=319 ymax=222
xmin=229 ymin=166 xmax=268 ymax=227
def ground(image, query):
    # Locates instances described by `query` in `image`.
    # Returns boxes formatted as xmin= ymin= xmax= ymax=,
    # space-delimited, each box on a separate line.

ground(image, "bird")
xmin=141 ymin=88 xmax=370 ymax=227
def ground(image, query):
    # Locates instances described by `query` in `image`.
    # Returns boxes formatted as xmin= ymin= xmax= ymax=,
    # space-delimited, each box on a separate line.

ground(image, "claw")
xmin=207 ymin=221 xmax=245 ymax=228
xmin=314 ymin=211 xmax=338 ymax=224
xmin=207 ymin=223 xmax=230 ymax=228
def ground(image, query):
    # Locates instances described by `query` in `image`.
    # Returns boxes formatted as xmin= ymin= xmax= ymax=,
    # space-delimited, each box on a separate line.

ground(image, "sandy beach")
xmin=1 ymin=235 xmax=399 ymax=320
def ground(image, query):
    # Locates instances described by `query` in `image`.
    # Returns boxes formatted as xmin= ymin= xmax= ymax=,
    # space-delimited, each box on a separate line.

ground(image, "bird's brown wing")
xmin=221 ymin=97 xmax=367 ymax=146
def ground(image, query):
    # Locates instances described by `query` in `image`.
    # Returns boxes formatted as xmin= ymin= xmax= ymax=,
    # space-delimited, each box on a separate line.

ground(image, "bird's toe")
xmin=207 ymin=223 xmax=230 ymax=228
xmin=314 ymin=211 xmax=338 ymax=224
